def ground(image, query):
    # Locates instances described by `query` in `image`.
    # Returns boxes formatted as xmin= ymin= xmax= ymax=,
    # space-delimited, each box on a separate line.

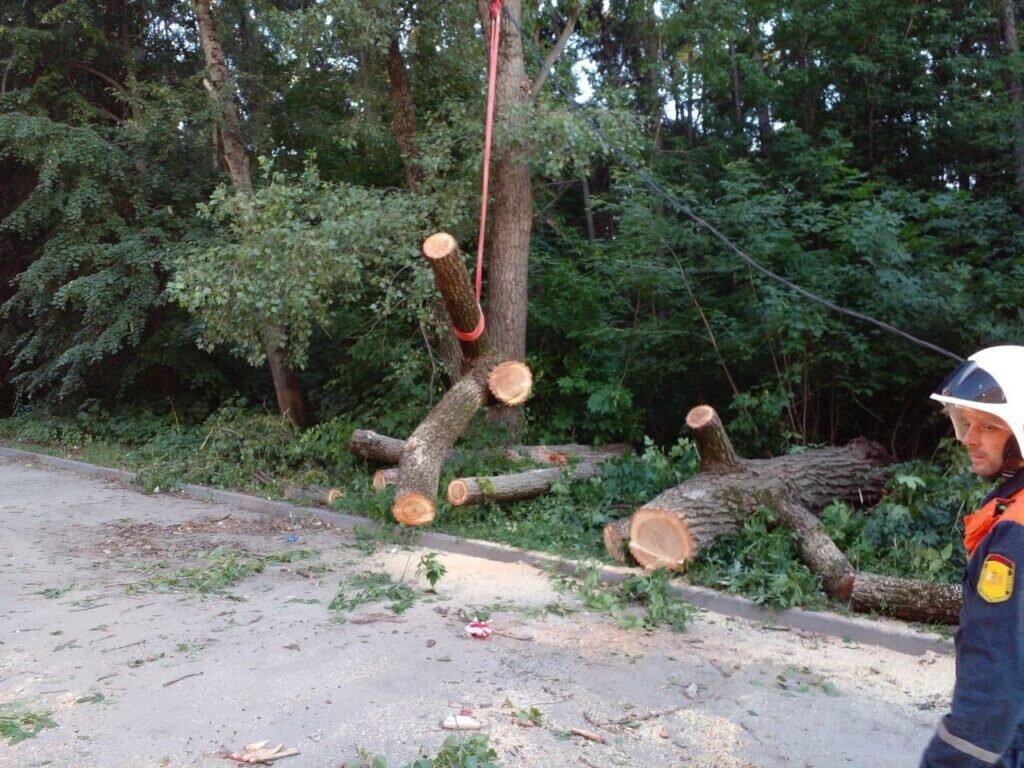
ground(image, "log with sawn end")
xmin=447 ymin=461 xmax=605 ymax=506
xmin=622 ymin=405 xmax=890 ymax=570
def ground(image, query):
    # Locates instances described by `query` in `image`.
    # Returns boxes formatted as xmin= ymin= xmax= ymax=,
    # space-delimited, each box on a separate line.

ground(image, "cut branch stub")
xmin=488 ymin=360 xmax=532 ymax=406
xmin=423 ymin=232 xmax=489 ymax=364
xmin=685 ymin=404 xmax=740 ymax=471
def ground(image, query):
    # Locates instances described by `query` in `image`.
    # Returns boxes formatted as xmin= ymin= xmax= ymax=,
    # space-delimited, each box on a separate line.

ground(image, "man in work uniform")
xmin=921 ymin=345 xmax=1024 ymax=767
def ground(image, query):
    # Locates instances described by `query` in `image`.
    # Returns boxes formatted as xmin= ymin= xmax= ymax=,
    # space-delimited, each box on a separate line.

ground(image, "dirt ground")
xmin=1 ymin=454 xmax=955 ymax=767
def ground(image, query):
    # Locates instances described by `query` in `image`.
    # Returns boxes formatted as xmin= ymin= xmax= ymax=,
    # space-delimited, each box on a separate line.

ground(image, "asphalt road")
xmin=1 ymin=454 xmax=952 ymax=767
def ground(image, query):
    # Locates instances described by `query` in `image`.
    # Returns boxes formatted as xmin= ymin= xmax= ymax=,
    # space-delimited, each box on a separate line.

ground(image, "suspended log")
xmin=623 ymin=405 xmax=890 ymax=570
xmin=447 ymin=461 xmax=604 ymax=506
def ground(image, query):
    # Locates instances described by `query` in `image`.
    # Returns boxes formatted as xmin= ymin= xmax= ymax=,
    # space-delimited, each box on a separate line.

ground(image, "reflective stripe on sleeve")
xmin=937 ymin=720 xmax=1002 ymax=764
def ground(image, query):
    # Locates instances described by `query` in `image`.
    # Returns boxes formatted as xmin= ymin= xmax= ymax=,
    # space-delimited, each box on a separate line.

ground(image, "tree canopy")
xmin=2 ymin=0 xmax=1022 ymax=456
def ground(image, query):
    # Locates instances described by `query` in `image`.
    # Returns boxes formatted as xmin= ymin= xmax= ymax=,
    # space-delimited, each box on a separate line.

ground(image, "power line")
xmin=500 ymin=4 xmax=965 ymax=364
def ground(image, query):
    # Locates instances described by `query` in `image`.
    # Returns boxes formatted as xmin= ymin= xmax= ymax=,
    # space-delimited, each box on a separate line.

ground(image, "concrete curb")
xmin=0 ymin=446 xmax=955 ymax=657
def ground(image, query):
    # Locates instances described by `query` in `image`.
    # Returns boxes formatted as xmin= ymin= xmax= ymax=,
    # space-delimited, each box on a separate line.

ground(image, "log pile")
xmin=607 ymin=404 xmax=962 ymax=624
xmin=350 ymin=430 xmax=631 ymax=506
xmin=350 ymin=233 xmax=628 ymax=527
xmin=380 ymin=233 xmax=532 ymax=526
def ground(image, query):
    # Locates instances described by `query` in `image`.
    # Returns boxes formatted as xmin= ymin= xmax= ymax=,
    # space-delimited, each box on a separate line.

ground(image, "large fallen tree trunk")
xmin=621 ymin=405 xmax=890 ymax=570
xmin=611 ymin=404 xmax=963 ymax=624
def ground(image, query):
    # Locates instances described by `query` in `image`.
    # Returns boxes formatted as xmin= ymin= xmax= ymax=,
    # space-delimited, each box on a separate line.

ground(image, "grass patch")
xmin=0 ymin=702 xmax=57 ymax=745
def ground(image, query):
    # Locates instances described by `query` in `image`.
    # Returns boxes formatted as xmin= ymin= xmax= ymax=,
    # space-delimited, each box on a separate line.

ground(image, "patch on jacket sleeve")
xmin=978 ymin=554 xmax=1015 ymax=603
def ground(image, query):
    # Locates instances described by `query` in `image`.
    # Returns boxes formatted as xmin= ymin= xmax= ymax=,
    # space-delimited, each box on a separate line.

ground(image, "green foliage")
xmin=126 ymin=546 xmax=318 ymax=595
xmin=329 ymin=571 xmax=417 ymax=618
xmin=345 ymin=735 xmax=499 ymax=768
xmin=820 ymin=447 xmax=983 ymax=582
xmin=0 ymin=702 xmax=57 ymax=745
xmin=688 ymin=507 xmax=826 ymax=609
xmin=557 ymin=564 xmax=695 ymax=632
xmin=169 ymin=157 xmax=432 ymax=371
xmin=417 ymin=553 xmax=447 ymax=592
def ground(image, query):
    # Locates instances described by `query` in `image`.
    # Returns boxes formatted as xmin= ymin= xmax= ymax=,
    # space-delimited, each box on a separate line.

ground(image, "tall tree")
xmin=192 ymin=0 xmax=308 ymax=427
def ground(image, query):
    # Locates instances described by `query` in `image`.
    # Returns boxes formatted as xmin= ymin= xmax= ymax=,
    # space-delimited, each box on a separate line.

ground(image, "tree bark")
xmin=623 ymin=406 xmax=889 ymax=570
xmin=385 ymin=37 xmax=424 ymax=192
xmin=349 ymin=428 xmax=629 ymax=468
xmin=194 ymin=0 xmax=308 ymax=427
xmin=193 ymin=0 xmax=251 ymax=192
xmin=1001 ymin=0 xmax=1024 ymax=200
xmin=848 ymin=573 xmax=961 ymax=625
xmin=447 ymin=460 xmax=604 ymax=506
xmin=477 ymin=0 xmax=532 ymax=363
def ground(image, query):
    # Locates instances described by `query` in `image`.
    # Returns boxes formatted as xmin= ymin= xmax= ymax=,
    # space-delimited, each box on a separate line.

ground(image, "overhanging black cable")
xmin=500 ymin=4 xmax=965 ymax=364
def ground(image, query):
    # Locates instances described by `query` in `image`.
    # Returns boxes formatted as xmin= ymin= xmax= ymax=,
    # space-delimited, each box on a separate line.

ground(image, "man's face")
xmin=951 ymin=407 xmax=1013 ymax=478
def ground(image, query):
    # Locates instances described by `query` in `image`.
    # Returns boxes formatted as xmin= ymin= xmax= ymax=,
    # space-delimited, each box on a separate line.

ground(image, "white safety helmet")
xmin=930 ymin=345 xmax=1024 ymax=465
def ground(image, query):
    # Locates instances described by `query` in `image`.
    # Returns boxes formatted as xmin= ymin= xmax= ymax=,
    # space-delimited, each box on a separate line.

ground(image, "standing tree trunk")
xmin=385 ymin=37 xmax=425 ymax=193
xmin=1001 ymin=0 xmax=1024 ymax=201
xmin=478 ymin=0 xmax=533 ymax=365
xmin=193 ymin=0 xmax=308 ymax=427
xmin=193 ymin=0 xmax=250 ymax=193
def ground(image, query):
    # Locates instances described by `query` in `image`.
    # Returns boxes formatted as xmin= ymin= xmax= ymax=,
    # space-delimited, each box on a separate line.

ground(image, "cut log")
xmin=504 ymin=443 xmax=633 ymax=465
xmin=623 ymin=405 xmax=890 ymax=570
xmin=351 ymin=430 xmax=630 ymax=469
xmin=848 ymin=573 xmax=961 ymax=625
xmin=349 ymin=430 xmax=406 ymax=465
xmin=252 ymin=470 xmax=342 ymax=507
xmin=393 ymin=376 xmax=488 ymax=526
xmin=686 ymin=404 xmax=740 ymax=471
xmin=626 ymin=443 xmax=887 ymax=569
xmin=603 ymin=518 xmax=632 ymax=563
xmin=447 ymin=461 xmax=604 ymax=506
xmin=373 ymin=467 xmax=399 ymax=491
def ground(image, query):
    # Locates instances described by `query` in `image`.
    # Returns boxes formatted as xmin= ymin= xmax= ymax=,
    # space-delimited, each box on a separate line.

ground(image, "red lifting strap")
xmin=456 ymin=0 xmax=500 ymax=344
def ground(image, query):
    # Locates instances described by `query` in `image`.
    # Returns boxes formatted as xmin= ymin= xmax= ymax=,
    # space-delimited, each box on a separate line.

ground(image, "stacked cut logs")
xmin=349 ymin=428 xmax=631 ymax=507
xmin=349 ymin=233 xmax=629 ymax=527
xmin=605 ymin=404 xmax=962 ymax=624
xmin=374 ymin=233 xmax=533 ymax=526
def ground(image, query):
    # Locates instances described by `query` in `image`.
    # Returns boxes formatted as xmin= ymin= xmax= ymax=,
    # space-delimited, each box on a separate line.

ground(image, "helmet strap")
xmin=1000 ymin=436 xmax=1023 ymax=477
